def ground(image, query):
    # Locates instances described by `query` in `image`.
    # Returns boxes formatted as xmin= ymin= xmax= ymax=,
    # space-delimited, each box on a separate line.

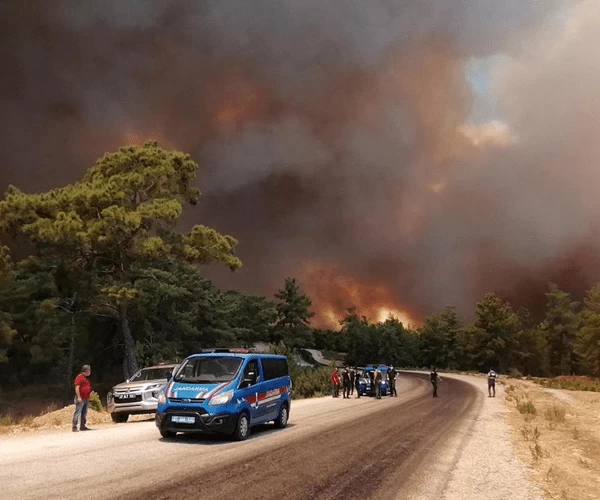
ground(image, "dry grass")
xmin=544 ymin=403 xmax=567 ymax=430
xmin=517 ymin=399 xmax=537 ymax=421
xmin=504 ymin=380 xmax=600 ymax=500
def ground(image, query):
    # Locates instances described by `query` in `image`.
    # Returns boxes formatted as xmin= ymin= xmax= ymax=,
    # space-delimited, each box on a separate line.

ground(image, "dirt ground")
xmin=0 ymin=404 xmax=153 ymax=436
xmin=501 ymin=379 xmax=600 ymax=500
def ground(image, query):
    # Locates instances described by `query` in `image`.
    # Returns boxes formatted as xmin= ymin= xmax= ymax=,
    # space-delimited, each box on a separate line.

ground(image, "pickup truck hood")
xmin=113 ymin=379 xmax=167 ymax=392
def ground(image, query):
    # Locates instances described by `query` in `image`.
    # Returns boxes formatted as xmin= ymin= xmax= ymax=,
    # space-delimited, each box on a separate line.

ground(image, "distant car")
xmin=107 ymin=364 xmax=178 ymax=423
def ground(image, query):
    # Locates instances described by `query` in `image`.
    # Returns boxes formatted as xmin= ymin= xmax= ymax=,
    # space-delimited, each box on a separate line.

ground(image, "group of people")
xmin=331 ymin=365 xmax=398 ymax=399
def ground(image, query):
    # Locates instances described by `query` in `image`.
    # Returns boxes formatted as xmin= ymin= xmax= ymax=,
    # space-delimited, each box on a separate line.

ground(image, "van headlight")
xmin=158 ymin=392 xmax=167 ymax=404
xmin=209 ymin=389 xmax=234 ymax=406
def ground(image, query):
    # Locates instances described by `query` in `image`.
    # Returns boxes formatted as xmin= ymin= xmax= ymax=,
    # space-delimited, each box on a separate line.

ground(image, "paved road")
xmin=1 ymin=373 xmax=479 ymax=500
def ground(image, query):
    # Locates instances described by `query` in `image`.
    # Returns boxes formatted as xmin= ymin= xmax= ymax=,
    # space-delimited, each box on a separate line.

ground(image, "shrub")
xmin=0 ymin=414 xmax=13 ymax=426
xmin=508 ymin=368 xmax=523 ymax=379
xmin=544 ymin=404 xmax=566 ymax=429
xmin=88 ymin=391 xmax=104 ymax=412
xmin=521 ymin=425 xmax=541 ymax=442
xmin=20 ymin=415 xmax=35 ymax=427
xmin=530 ymin=441 xmax=544 ymax=460
xmin=292 ymin=367 xmax=331 ymax=399
xmin=517 ymin=400 xmax=537 ymax=421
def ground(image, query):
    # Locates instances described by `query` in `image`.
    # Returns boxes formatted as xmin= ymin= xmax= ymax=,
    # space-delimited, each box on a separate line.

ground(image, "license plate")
xmin=121 ymin=394 xmax=136 ymax=399
xmin=171 ymin=416 xmax=195 ymax=424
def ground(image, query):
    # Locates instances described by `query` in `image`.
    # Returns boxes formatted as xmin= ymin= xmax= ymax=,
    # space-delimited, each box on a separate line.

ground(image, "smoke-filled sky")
xmin=1 ymin=0 xmax=599 ymax=328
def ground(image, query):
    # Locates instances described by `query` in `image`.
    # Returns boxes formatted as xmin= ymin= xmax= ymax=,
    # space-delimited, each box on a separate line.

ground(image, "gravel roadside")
xmin=440 ymin=374 xmax=543 ymax=500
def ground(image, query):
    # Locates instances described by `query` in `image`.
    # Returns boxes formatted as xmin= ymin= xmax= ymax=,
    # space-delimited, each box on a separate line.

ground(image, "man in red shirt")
xmin=331 ymin=369 xmax=341 ymax=398
xmin=72 ymin=364 xmax=92 ymax=432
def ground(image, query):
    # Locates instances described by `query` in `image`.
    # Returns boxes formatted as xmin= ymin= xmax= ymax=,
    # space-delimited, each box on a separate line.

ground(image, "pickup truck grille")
xmin=114 ymin=394 xmax=142 ymax=403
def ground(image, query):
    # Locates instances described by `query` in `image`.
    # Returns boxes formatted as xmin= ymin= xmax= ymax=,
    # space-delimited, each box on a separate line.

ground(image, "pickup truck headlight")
xmin=158 ymin=392 xmax=167 ymax=404
xmin=208 ymin=389 xmax=234 ymax=406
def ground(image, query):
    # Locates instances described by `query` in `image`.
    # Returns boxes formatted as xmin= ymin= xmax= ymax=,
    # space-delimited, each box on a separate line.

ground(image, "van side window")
xmin=242 ymin=360 xmax=259 ymax=385
xmin=261 ymin=359 xmax=289 ymax=381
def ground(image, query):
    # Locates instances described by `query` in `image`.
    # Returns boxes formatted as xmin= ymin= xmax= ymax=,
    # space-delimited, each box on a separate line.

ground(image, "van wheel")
xmin=274 ymin=403 xmax=289 ymax=429
xmin=111 ymin=413 xmax=129 ymax=423
xmin=160 ymin=429 xmax=177 ymax=439
xmin=233 ymin=412 xmax=250 ymax=441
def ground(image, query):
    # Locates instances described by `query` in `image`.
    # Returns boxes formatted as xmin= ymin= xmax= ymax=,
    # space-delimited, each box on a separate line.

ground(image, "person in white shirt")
xmin=487 ymin=368 xmax=498 ymax=397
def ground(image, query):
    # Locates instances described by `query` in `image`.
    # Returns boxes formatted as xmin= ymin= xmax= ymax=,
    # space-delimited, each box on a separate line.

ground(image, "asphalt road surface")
xmin=1 ymin=373 xmax=479 ymax=500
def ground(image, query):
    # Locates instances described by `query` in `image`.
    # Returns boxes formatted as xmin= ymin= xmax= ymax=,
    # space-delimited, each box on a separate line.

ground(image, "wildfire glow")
xmin=300 ymin=263 xmax=415 ymax=330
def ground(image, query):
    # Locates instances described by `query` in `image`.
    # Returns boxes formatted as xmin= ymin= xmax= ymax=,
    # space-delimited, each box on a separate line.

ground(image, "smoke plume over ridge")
xmin=1 ymin=0 xmax=599 ymax=327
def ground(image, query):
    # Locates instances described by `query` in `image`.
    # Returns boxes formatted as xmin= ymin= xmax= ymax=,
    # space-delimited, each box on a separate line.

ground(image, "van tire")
xmin=160 ymin=429 xmax=177 ymax=439
xmin=274 ymin=403 xmax=289 ymax=429
xmin=111 ymin=413 xmax=129 ymax=423
xmin=233 ymin=412 xmax=250 ymax=441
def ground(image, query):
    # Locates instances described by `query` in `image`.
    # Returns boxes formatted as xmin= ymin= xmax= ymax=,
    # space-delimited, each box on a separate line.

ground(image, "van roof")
xmin=187 ymin=352 xmax=287 ymax=360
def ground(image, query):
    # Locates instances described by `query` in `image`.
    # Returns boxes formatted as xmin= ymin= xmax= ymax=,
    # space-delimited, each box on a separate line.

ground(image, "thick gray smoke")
xmin=1 ymin=0 xmax=597 ymax=326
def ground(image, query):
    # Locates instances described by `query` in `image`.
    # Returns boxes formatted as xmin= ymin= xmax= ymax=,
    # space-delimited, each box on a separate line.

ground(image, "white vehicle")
xmin=107 ymin=364 xmax=177 ymax=423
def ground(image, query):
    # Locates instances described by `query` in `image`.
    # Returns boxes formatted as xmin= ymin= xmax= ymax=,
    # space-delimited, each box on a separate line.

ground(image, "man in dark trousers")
xmin=349 ymin=367 xmax=355 ymax=396
xmin=355 ymin=369 xmax=361 ymax=398
xmin=488 ymin=368 xmax=498 ymax=397
xmin=368 ymin=370 xmax=375 ymax=397
xmin=388 ymin=365 xmax=398 ymax=396
xmin=73 ymin=364 xmax=92 ymax=432
xmin=342 ymin=367 xmax=352 ymax=399
xmin=430 ymin=367 xmax=442 ymax=398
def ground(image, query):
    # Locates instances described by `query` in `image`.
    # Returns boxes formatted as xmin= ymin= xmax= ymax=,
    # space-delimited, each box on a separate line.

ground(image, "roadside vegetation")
xmin=503 ymin=380 xmax=600 ymax=500
xmin=2 ymin=142 xmax=600 ymax=417
xmin=535 ymin=376 xmax=600 ymax=392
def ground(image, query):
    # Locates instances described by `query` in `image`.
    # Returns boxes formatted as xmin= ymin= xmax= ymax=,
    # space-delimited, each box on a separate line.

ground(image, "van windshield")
xmin=173 ymin=357 xmax=242 ymax=383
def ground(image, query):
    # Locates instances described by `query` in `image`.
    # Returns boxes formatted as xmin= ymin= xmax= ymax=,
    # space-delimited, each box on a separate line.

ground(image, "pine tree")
xmin=576 ymin=286 xmax=600 ymax=377
xmin=273 ymin=278 xmax=315 ymax=349
xmin=0 ymin=142 xmax=241 ymax=378
xmin=540 ymin=284 xmax=579 ymax=376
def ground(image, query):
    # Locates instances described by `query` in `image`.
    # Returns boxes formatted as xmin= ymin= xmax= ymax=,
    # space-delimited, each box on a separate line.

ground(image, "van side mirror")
xmin=166 ymin=372 xmax=172 ymax=381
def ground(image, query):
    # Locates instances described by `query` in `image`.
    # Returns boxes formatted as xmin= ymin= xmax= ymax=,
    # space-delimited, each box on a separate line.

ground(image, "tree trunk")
xmin=64 ymin=316 xmax=75 ymax=406
xmin=120 ymin=303 xmax=139 ymax=379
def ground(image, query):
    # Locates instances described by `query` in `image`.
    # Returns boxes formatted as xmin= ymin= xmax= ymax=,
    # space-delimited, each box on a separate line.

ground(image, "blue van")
xmin=155 ymin=351 xmax=292 ymax=441
xmin=358 ymin=366 xmax=389 ymax=396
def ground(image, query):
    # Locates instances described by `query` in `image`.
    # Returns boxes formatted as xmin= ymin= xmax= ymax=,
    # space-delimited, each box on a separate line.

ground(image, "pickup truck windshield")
xmin=130 ymin=367 xmax=174 ymax=382
xmin=174 ymin=357 xmax=243 ymax=383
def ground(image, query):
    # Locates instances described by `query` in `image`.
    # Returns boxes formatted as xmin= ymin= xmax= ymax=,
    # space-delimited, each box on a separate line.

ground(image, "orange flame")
xmin=300 ymin=263 xmax=415 ymax=330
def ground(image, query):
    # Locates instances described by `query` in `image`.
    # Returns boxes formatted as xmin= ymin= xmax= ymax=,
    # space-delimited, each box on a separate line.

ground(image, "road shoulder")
xmin=399 ymin=373 xmax=543 ymax=500
xmin=502 ymin=379 xmax=600 ymax=500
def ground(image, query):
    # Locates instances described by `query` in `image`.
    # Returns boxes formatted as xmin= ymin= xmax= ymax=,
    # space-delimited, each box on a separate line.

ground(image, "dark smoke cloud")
xmin=1 ymin=0 xmax=594 ymax=326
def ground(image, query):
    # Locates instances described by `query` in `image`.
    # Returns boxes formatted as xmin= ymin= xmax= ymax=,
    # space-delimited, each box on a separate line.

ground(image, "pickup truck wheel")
xmin=111 ymin=413 xmax=129 ymax=423
xmin=274 ymin=403 xmax=289 ymax=429
xmin=160 ymin=429 xmax=176 ymax=439
xmin=233 ymin=412 xmax=250 ymax=441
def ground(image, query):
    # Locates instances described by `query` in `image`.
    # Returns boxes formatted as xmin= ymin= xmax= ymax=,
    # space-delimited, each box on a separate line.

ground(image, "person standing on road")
xmin=331 ymin=368 xmax=341 ymax=398
xmin=374 ymin=367 xmax=383 ymax=399
xmin=488 ymin=368 xmax=498 ymax=397
xmin=368 ymin=370 xmax=375 ymax=397
xmin=355 ymin=369 xmax=361 ymax=398
xmin=349 ymin=367 xmax=355 ymax=396
xmin=342 ymin=367 xmax=352 ymax=399
xmin=388 ymin=365 xmax=398 ymax=397
xmin=73 ymin=364 xmax=92 ymax=432
xmin=430 ymin=367 xmax=442 ymax=398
